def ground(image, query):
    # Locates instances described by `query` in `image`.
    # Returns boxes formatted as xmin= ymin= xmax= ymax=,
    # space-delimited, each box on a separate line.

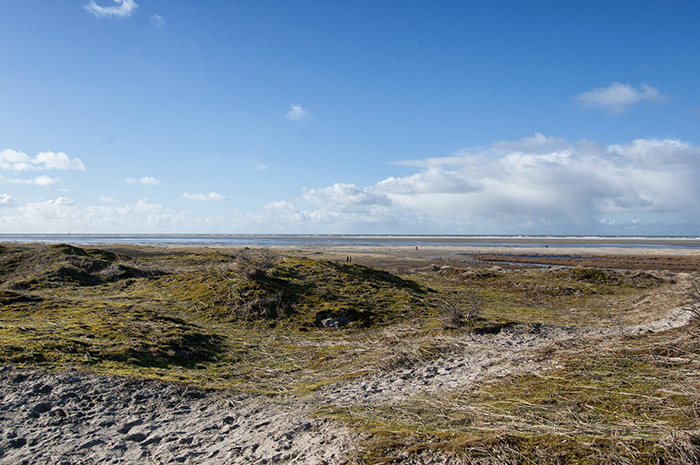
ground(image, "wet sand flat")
xmin=261 ymin=241 xmax=700 ymax=273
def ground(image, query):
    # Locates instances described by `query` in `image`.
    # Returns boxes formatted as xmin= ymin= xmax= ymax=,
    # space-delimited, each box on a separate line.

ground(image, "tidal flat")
xmin=1 ymin=242 xmax=699 ymax=464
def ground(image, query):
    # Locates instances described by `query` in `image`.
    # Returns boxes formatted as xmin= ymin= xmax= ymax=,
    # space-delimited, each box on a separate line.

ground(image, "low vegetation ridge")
xmin=1 ymin=243 xmax=699 ymax=464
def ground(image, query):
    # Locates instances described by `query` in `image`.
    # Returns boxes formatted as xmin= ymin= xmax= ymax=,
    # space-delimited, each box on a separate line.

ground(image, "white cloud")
xmin=133 ymin=198 xmax=163 ymax=213
xmin=0 ymin=149 xmax=31 ymax=171
xmin=0 ymin=194 xmax=14 ymax=207
xmin=0 ymin=149 xmax=85 ymax=172
xmin=84 ymin=0 xmax=138 ymax=18
xmin=575 ymin=82 xmax=666 ymax=114
xmin=0 ymin=197 xmax=190 ymax=233
xmin=263 ymin=201 xmax=311 ymax=223
xmin=256 ymin=164 xmax=268 ymax=171
xmin=2 ymin=135 xmax=698 ymax=235
xmin=491 ymin=133 xmax=569 ymax=153
xmin=285 ymin=104 xmax=310 ymax=121
xmin=264 ymin=200 xmax=297 ymax=210
xmin=302 ymin=183 xmax=391 ymax=209
xmin=35 ymin=152 xmax=86 ymax=171
xmin=32 ymin=175 xmax=61 ymax=187
xmin=17 ymin=197 xmax=77 ymax=225
xmin=125 ymin=176 xmax=160 ymax=186
xmin=0 ymin=174 xmax=61 ymax=186
xmin=293 ymin=134 xmax=700 ymax=233
xmin=149 ymin=14 xmax=165 ymax=27
xmin=182 ymin=192 xmax=229 ymax=201
xmin=376 ymin=167 xmax=481 ymax=195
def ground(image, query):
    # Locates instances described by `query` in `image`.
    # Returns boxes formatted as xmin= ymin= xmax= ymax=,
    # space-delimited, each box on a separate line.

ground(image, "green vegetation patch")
xmin=139 ymin=256 xmax=431 ymax=328
xmin=0 ymin=243 xmax=159 ymax=289
xmin=0 ymin=299 xmax=225 ymax=368
xmin=415 ymin=265 xmax=677 ymax=327
xmin=0 ymin=244 xmax=439 ymax=391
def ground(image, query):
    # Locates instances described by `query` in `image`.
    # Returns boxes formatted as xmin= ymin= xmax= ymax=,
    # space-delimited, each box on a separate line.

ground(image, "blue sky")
xmin=1 ymin=0 xmax=699 ymax=235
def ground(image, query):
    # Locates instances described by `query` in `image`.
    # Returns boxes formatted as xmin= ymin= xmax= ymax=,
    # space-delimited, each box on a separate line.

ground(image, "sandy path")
xmin=319 ymin=305 xmax=695 ymax=406
xmin=0 ymin=368 xmax=353 ymax=465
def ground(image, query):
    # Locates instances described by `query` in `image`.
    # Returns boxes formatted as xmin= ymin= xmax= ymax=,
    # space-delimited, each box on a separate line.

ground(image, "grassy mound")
xmin=143 ymin=255 xmax=429 ymax=327
xmin=0 ymin=243 xmax=158 ymax=290
xmin=0 ymin=244 xmax=435 ymax=378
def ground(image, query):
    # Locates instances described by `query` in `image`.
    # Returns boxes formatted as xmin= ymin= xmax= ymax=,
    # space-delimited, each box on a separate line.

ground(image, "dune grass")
xmin=1 ymin=243 xmax=698 ymax=463
xmin=325 ymin=321 xmax=700 ymax=464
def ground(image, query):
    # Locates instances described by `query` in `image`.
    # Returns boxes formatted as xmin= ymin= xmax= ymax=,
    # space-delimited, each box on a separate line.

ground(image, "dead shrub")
xmin=684 ymin=279 xmax=700 ymax=320
xmin=442 ymin=292 xmax=481 ymax=329
xmin=233 ymin=290 xmax=288 ymax=320
xmin=235 ymin=249 xmax=277 ymax=282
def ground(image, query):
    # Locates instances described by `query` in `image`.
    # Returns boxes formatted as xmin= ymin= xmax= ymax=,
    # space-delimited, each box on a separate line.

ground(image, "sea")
xmin=1 ymin=234 xmax=700 ymax=249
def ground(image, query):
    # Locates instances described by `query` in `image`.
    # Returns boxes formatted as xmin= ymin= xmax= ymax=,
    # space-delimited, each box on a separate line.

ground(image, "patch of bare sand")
xmin=317 ymin=303 xmax=696 ymax=408
xmin=0 ymin=368 xmax=354 ymax=465
xmin=90 ymin=241 xmax=700 ymax=273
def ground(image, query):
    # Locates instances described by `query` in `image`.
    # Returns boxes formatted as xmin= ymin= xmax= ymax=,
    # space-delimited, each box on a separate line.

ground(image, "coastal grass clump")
xmin=415 ymin=264 xmax=680 ymax=327
xmin=0 ymin=299 xmax=225 ymax=368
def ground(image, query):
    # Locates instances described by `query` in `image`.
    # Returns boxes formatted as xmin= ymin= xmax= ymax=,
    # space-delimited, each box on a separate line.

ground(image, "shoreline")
xmin=3 ymin=240 xmax=700 ymax=272
xmin=1 ymin=233 xmax=700 ymax=249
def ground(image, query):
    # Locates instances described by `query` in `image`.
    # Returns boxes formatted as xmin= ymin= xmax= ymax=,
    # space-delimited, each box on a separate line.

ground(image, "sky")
xmin=1 ymin=0 xmax=699 ymax=235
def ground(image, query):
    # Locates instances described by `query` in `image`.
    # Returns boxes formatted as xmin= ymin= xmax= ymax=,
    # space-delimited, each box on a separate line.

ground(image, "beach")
xmin=261 ymin=241 xmax=700 ymax=274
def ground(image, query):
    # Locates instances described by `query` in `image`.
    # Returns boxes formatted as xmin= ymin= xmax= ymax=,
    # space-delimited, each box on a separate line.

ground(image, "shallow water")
xmin=1 ymin=234 xmax=699 ymax=249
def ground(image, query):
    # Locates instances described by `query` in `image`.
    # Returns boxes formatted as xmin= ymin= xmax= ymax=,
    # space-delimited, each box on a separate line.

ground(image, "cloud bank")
xmin=575 ymin=82 xmax=666 ymax=114
xmin=1 ymin=135 xmax=698 ymax=234
xmin=84 ymin=0 xmax=138 ymax=18
xmin=0 ymin=197 xmax=186 ymax=233
xmin=291 ymin=134 xmax=700 ymax=233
